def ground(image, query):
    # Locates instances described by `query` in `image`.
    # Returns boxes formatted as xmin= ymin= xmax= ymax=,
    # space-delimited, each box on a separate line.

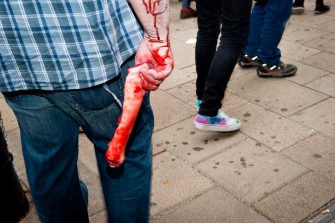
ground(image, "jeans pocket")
xmin=2 ymin=91 xmax=22 ymax=103
xmin=69 ymin=77 xmax=123 ymax=113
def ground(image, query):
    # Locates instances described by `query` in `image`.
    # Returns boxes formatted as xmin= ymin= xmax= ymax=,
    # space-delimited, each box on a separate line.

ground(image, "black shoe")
xmin=257 ymin=62 xmax=297 ymax=78
xmin=314 ymin=4 xmax=330 ymax=14
xmin=238 ymin=54 xmax=260 ymax=68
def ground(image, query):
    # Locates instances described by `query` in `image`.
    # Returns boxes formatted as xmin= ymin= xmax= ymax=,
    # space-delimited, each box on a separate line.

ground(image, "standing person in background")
xmin=180 ymin=0 xmax=197 ymax=19
xmin=0 ymin=0 xmax=173 ymax=222
xmin=292 ymin=0 xmax=330 ymax=14
xmin=194 ymin=0 xmax=252 ymax=132
xmin=238 ymin=0 xmax=297 ymax=78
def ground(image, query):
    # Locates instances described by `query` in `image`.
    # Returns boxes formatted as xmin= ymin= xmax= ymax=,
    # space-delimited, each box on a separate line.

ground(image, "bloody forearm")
xmin=128 ymin=0 xmax=169 ymax=41
xmin=105 ymin=66 xmax=145 ymax=168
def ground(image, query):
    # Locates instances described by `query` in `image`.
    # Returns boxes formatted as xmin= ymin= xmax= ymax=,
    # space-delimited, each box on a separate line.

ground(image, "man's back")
xmin=0 ymin=0 xmax=143 ymax=92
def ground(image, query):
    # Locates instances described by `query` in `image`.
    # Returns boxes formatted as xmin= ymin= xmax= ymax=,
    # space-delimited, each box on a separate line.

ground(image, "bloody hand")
xmin=136 ymin=39 xmax=173 ymax=91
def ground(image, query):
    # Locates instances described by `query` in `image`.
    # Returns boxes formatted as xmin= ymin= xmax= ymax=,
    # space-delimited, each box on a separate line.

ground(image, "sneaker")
xmin=195 ymin=99 xmax=202 ymax=111
xmin=194 ymin=110 xmax=241 ymax=132
xmin=314 ymin=4 xmax=330 ymax=14
xmin=238 ymin=54 xmax=260 ymax=68
xmin=257 ymin=62 xmax=297 ymax=78
xmin=180 ymin=8 xmax=197 ymax=19
xmin=292 ymin=5 xmax=305 ymax=14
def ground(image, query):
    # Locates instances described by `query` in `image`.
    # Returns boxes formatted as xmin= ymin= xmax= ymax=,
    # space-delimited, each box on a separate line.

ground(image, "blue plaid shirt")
xmin=0 ymin=0 xmax=143 ymax=92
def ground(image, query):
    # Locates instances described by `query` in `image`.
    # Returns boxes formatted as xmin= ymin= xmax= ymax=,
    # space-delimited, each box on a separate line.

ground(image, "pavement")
xmin=0 ymin=0 xmax=334 ymax=222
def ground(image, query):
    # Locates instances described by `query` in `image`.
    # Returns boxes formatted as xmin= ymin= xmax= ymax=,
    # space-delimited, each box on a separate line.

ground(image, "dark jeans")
xmin=195 ymin=0 xmax=252 ymax=117
xmin=242 ymin=0 xmax=292 ymax=67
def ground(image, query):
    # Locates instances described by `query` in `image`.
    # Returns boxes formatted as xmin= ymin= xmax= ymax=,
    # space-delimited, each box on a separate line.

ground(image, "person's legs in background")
xmin=194 ymin=0 xmax=251 ymax=132
xmin=256 ymin=0 xmax=297 ymax=77
xmin=315 ymin=0 xmax=330 ymax=14
xmin=195 ymin=0 xmax=221 ymax=109
xmin=180 ymin=0 xmax=197 ymax=19
xmin=238 ymin=3 xmax=265 ymax=68
xmin=292 ymin=0 xmax=305 ymax=14
xmin=240 ymin=0 xmax=297 ymax=77
xmin=292 ymin=0 xmax=330 ymax=14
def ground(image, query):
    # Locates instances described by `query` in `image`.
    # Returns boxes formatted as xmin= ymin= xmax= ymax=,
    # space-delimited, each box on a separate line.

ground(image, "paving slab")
xmin=151 ymin=187 xmax=272 ymax=223
xmin=77 ymin=160 xmax=105 ymax=217
xmin=284 ymin=59 xmax=330 ymax=85
xmin=306 ymin=73 xmax=335 ymax=97
xmin=283 ymin=22 xmax=329 ymax=44
xmin=169 ymin=38 xmax=196 ymax=69
xmin=228 ymin=73 xmax=327 ymax=117
xmin=289 ymin=10 xmax=335 ymax=29
xmin=169 ymin=26 xmax=197 ymax=43
xmin=151 ymin=89 xmax=194 ymax=132
xmin=168 ymin=80 xmax=248 ymax=112
xmin=153 ymin=116 xmax=246 ymax=165
xmin=0 ymin=96 xmax=19 ymax=131
xmin=159 ymin=66 xmax=197 ymax=91
xmin=196 ymin=138 xmax=308 ymax=203
xmin=300 ymin=52 xmax=335 ymax=74
xmin=151 ymin=151 xmax=214 ymax=216
xmin=290 ymin=98 xmax=335 ymax=139
xmin=230 ymin=65 xmax=256 ymax=80
xmin=6 ymin=128 xmax=25 ymax=178
xmin=315 ymin=18 xmax=335 ymax=33
xmin=89 ymin=211 xmax=108 ymax=223
xmin=303 ymin=33 xmax=335 ymax=54
xmin=255 ymin=172 xmax=335 ymax=223
xmin=229 ymin=103 xmax=315 ymax=151
xmin=279 ymin=39 xmax=321 ymax=61
xmin=282 ymin=133 xmax=335 ymax=182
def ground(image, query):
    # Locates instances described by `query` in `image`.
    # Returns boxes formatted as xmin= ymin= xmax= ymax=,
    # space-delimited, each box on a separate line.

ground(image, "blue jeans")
xmin=3 ymin=57 xmax=154 ymax=223
xmin=182 ymin=0 xmax=191 ymax=8
xmin=242 ymin=0 xmax=292 ymax=67
xmin=195 ymin=0 xmax=252 ymax=116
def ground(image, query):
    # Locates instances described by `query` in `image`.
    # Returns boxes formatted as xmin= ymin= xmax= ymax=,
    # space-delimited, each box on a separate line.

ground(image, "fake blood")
xmin=141 ymin=0 xmax=168 ymax=41
xmin=105 ymin=65 xmax=144 ymax=168
xmin=105 ymin=1 xmax=172 ymax=168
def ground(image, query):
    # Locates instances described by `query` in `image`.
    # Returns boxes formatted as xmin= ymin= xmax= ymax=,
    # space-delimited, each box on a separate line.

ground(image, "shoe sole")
xmin=314 ymin=9 xmax=330 ymax=14
xmin=238 ymin=59 xmax=259 ymax=68
xmin=194 ymin=122 xmax=241 ymax=132
xmin=292 ymin=8 xmax=304 ymax=14
xmin=257 ymin=67 xmax=297 ymax=78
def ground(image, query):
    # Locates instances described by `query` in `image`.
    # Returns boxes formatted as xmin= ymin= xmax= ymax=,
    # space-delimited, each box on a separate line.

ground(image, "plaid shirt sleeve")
xmin=0 ymin=0 xmax=143 ymax=92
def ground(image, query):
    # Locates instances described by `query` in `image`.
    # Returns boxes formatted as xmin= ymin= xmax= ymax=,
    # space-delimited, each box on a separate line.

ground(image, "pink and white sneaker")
xmin=194 ymin=110 xmax=240 ymax=132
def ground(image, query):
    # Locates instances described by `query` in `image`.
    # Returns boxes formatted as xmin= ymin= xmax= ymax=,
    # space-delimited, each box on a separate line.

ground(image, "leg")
xmin=45 ymin=57 xmax=154 ymax=222
xmin=243 ymin=4 xmax=265 ymax=59
xmin=195 ymin=0 xmax=221 ymax=102
xmin=180 ymin=0 xmax=197 ymax=19
xmin=293 ymin=0 xmax=304 ymax=6
xmin=315 ymin=0 xmax=330 ymax=14
xmin=182 ymin=0 xmax=190 ymax=8
xmin=259 ymin=0 xmax=292 ymax=67
xmin=199 ymin=0 xmax=252 ymax=116
xmin=3 ymin=92 xmax=89 ymax=223
xmin=93 ymin=93 xmax=153 ymax=222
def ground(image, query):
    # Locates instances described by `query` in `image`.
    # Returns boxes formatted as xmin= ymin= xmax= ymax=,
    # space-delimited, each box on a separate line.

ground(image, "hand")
xmin=135 ymin=38 xmax=174 ymax=91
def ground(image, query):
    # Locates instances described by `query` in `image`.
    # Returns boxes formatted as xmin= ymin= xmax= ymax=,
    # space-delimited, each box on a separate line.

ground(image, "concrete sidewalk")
xmin=1 ymin=0 xmax=334 ymax=222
